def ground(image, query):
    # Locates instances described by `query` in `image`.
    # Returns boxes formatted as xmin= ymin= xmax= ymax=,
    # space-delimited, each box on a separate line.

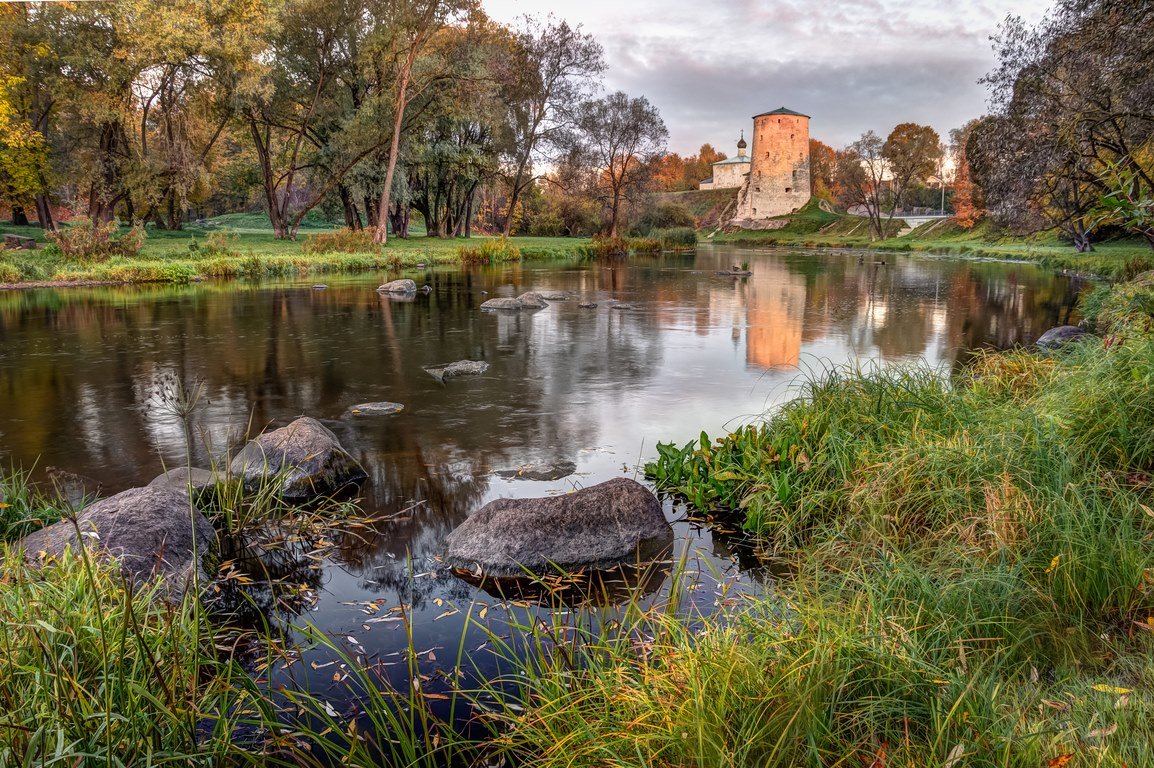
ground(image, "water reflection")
xmin=0 ymin=247 xmax=1083 ymax=693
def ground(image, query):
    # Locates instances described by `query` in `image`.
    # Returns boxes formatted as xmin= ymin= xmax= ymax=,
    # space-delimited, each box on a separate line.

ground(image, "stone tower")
xmin=736 ymin=107 xmax=811 ymax=220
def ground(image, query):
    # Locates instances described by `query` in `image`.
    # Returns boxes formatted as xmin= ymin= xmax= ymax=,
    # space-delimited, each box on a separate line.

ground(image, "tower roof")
xmin=754 ymin=106 xmax=810 ymax=119
xmin=736 ymin=130 xmax=747 ymax=149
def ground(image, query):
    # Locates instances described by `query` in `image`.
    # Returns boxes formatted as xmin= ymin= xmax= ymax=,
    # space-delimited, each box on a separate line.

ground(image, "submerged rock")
xmin=340 ymin=402 xmax=405 ymax=419
xmin=445 ymin=477 xmax=673 ymax=575
xmin=479 ymin=297 xmax=523 ymax=310
xmin=229 ymin=417 xmax=367 ymax=501
xmin=716 ymin=269 xmax=753 ymax=277
xmin=537 ymin=292 xmax=573 ymax=301
xmin=480 ymin=292 xmax=549 ymax=311
xmin=579 ymin=302 xmax=598 ymax=309
xmin=609 ymin=303 xmax=638 ymax=311
xmin=19 ymin=486 xmax=215 ymax=600
xmin=377 ymin=279 xmax=417 ymax=294
xmin=1036 ymin=325 xmax=1091 ymax=349
xmin=148 ymin=467 xmax=220 ymax=496
xmin=515 ymin=292 xmax=548 ymax=308
xmin=424 ymin=360 xmax=490 ymax=381
xmin=495 ymin=460 xmax=578 ymax=481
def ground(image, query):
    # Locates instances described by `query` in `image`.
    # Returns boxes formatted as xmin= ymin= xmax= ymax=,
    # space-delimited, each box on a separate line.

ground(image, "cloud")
xmin=482 ymin=0 xmax=1052 ymax=152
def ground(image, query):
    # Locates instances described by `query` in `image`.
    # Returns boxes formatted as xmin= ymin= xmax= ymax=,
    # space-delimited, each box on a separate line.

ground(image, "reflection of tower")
xmin=738 ymin=261 xmax=807 ymax=369
xmin=736 ymin=107 xmax=811 ymax=220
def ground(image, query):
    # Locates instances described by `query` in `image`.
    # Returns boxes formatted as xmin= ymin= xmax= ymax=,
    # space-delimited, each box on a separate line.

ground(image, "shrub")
xmin=579 ymin=236 xmax=628 ymax=259
xmin=652 ymin=226 xmax=698 ymax=249
xmin=303 ymin=228 xmax=377 ymax=254
xmin=630 ymin=201 xmax=696 ymax=234
xmin=0 ymin=262 xmax=20 ymax=282
xmin=457 ymin=237 xmax=522 ymax=265
xmin=625 ymin=237 xmax=661 ymax=255
xmin=46 ymin=219 xmax=146 ymax=262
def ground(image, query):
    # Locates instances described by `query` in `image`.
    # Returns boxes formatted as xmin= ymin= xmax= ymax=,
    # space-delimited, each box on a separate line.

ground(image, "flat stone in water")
xmin=610 ymin=303 xmax=638 ymax=310
xmin=579 ymin=302 xmax=597 ymax=309
xmin=495 ymin=460 xmax=577 ymax=481
xmin=377 ymin=279 xmax=417 ymax=294
xmin=424 ymin=360 xmax=490 ymax=381
xmin=537 ymin=292 xmax=573 ymax=301
xmin=480 ymin=297 xmax=523 ymax=310
xmin=341 ymin=402 xmax=405 ymax=419
xmin=480 ymin=292 xmax=549 ymax=311
xmin=312 ymin=284 xmax=328 ymax=290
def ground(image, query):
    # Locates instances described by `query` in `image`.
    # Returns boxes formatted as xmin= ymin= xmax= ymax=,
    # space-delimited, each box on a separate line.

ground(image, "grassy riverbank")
xmin=0 ymin=216 xmax=588 ymax=287
xmin=634 ymin=275 xmax=1154 ymax=766
xmin=703 ymin=200 xmax=1154 ymax=280
xmin=3 ymin=279 xmax=1153 ymax=765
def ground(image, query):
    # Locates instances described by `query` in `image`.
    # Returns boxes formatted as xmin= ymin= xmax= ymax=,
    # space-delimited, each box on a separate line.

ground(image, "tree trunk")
xmin=88 ymin=122 xmax=122 ymax=224
xmin=339 ymin=185 xmax=360 ymax=230
xmin=11 ymin=207 xmax=29 ymax=227
xmin=373 ymin=56 xmax=414 ymax=245
xmin=503 ymin=172 xmax=526 ymax=236
xmin=609 ymin=188 xmax=621 ymax=238
xmin=364 ymin=196 xmax=379 ymax=228
xmin=34 ymin=194 xmax=55 ymax=231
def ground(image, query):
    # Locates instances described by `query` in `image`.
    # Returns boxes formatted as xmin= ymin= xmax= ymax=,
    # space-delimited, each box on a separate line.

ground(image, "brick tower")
xmin=735 ymin=107 xmax=811 ymax=220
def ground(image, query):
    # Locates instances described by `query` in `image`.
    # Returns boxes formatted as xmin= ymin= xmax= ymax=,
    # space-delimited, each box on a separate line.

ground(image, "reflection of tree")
xmin=0 ymin=257 xmax=1082 ymax=596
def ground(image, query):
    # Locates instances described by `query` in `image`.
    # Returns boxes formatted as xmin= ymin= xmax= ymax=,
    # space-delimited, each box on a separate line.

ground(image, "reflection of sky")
xmin=0 ymin=248 xmax=1081 ymax=714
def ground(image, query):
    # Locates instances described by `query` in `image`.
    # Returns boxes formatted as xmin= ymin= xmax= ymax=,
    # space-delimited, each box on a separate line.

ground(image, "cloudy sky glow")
xmin=483 ymin=0 xmax=1052 ymax=153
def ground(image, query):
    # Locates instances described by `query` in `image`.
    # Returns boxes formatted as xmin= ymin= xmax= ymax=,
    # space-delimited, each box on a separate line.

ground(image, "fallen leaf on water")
xmin=434 ymin=609 xmax=460 ymax=620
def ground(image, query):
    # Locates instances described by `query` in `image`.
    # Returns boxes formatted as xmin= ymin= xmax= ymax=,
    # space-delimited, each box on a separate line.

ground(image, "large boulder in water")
xmin=18 ymin=486 xmax=215 ymax=601
xmin=1036 ymin=325 xmax=1091 ymax=349
xmin=229 ymin=417 xmax=367 ymax=501
xmin=445 ymin=478 xmax=673 ymax=575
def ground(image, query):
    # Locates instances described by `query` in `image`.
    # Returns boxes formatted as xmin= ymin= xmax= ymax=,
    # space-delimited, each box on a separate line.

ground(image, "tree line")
xmin=781 ymin=0 xmax=1152 ymax=250
xmin=0 ymin=0 xmax=669 ymax=241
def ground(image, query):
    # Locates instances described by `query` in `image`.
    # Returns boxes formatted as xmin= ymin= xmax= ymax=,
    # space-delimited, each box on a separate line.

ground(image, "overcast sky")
xmin=483 ymin=0 xmax=1053 ymax=154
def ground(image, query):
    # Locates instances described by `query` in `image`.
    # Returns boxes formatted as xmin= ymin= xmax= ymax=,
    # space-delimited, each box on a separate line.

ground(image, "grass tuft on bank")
xmin=0 ymin=219 xmax=588 ymax=286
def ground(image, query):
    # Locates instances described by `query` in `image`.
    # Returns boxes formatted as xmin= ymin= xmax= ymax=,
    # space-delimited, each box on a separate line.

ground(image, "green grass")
xmin=5 ymin=278 xmax=1154 ymax=765
xmin=704 ymin=203 xmax=1154 ymax=279
xmin=0 ymin=216 xmax=588 ymax=286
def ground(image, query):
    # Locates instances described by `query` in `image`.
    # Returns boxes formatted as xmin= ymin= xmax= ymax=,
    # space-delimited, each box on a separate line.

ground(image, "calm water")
xmin=0 ymin=246 xmax=1084 ymax=715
